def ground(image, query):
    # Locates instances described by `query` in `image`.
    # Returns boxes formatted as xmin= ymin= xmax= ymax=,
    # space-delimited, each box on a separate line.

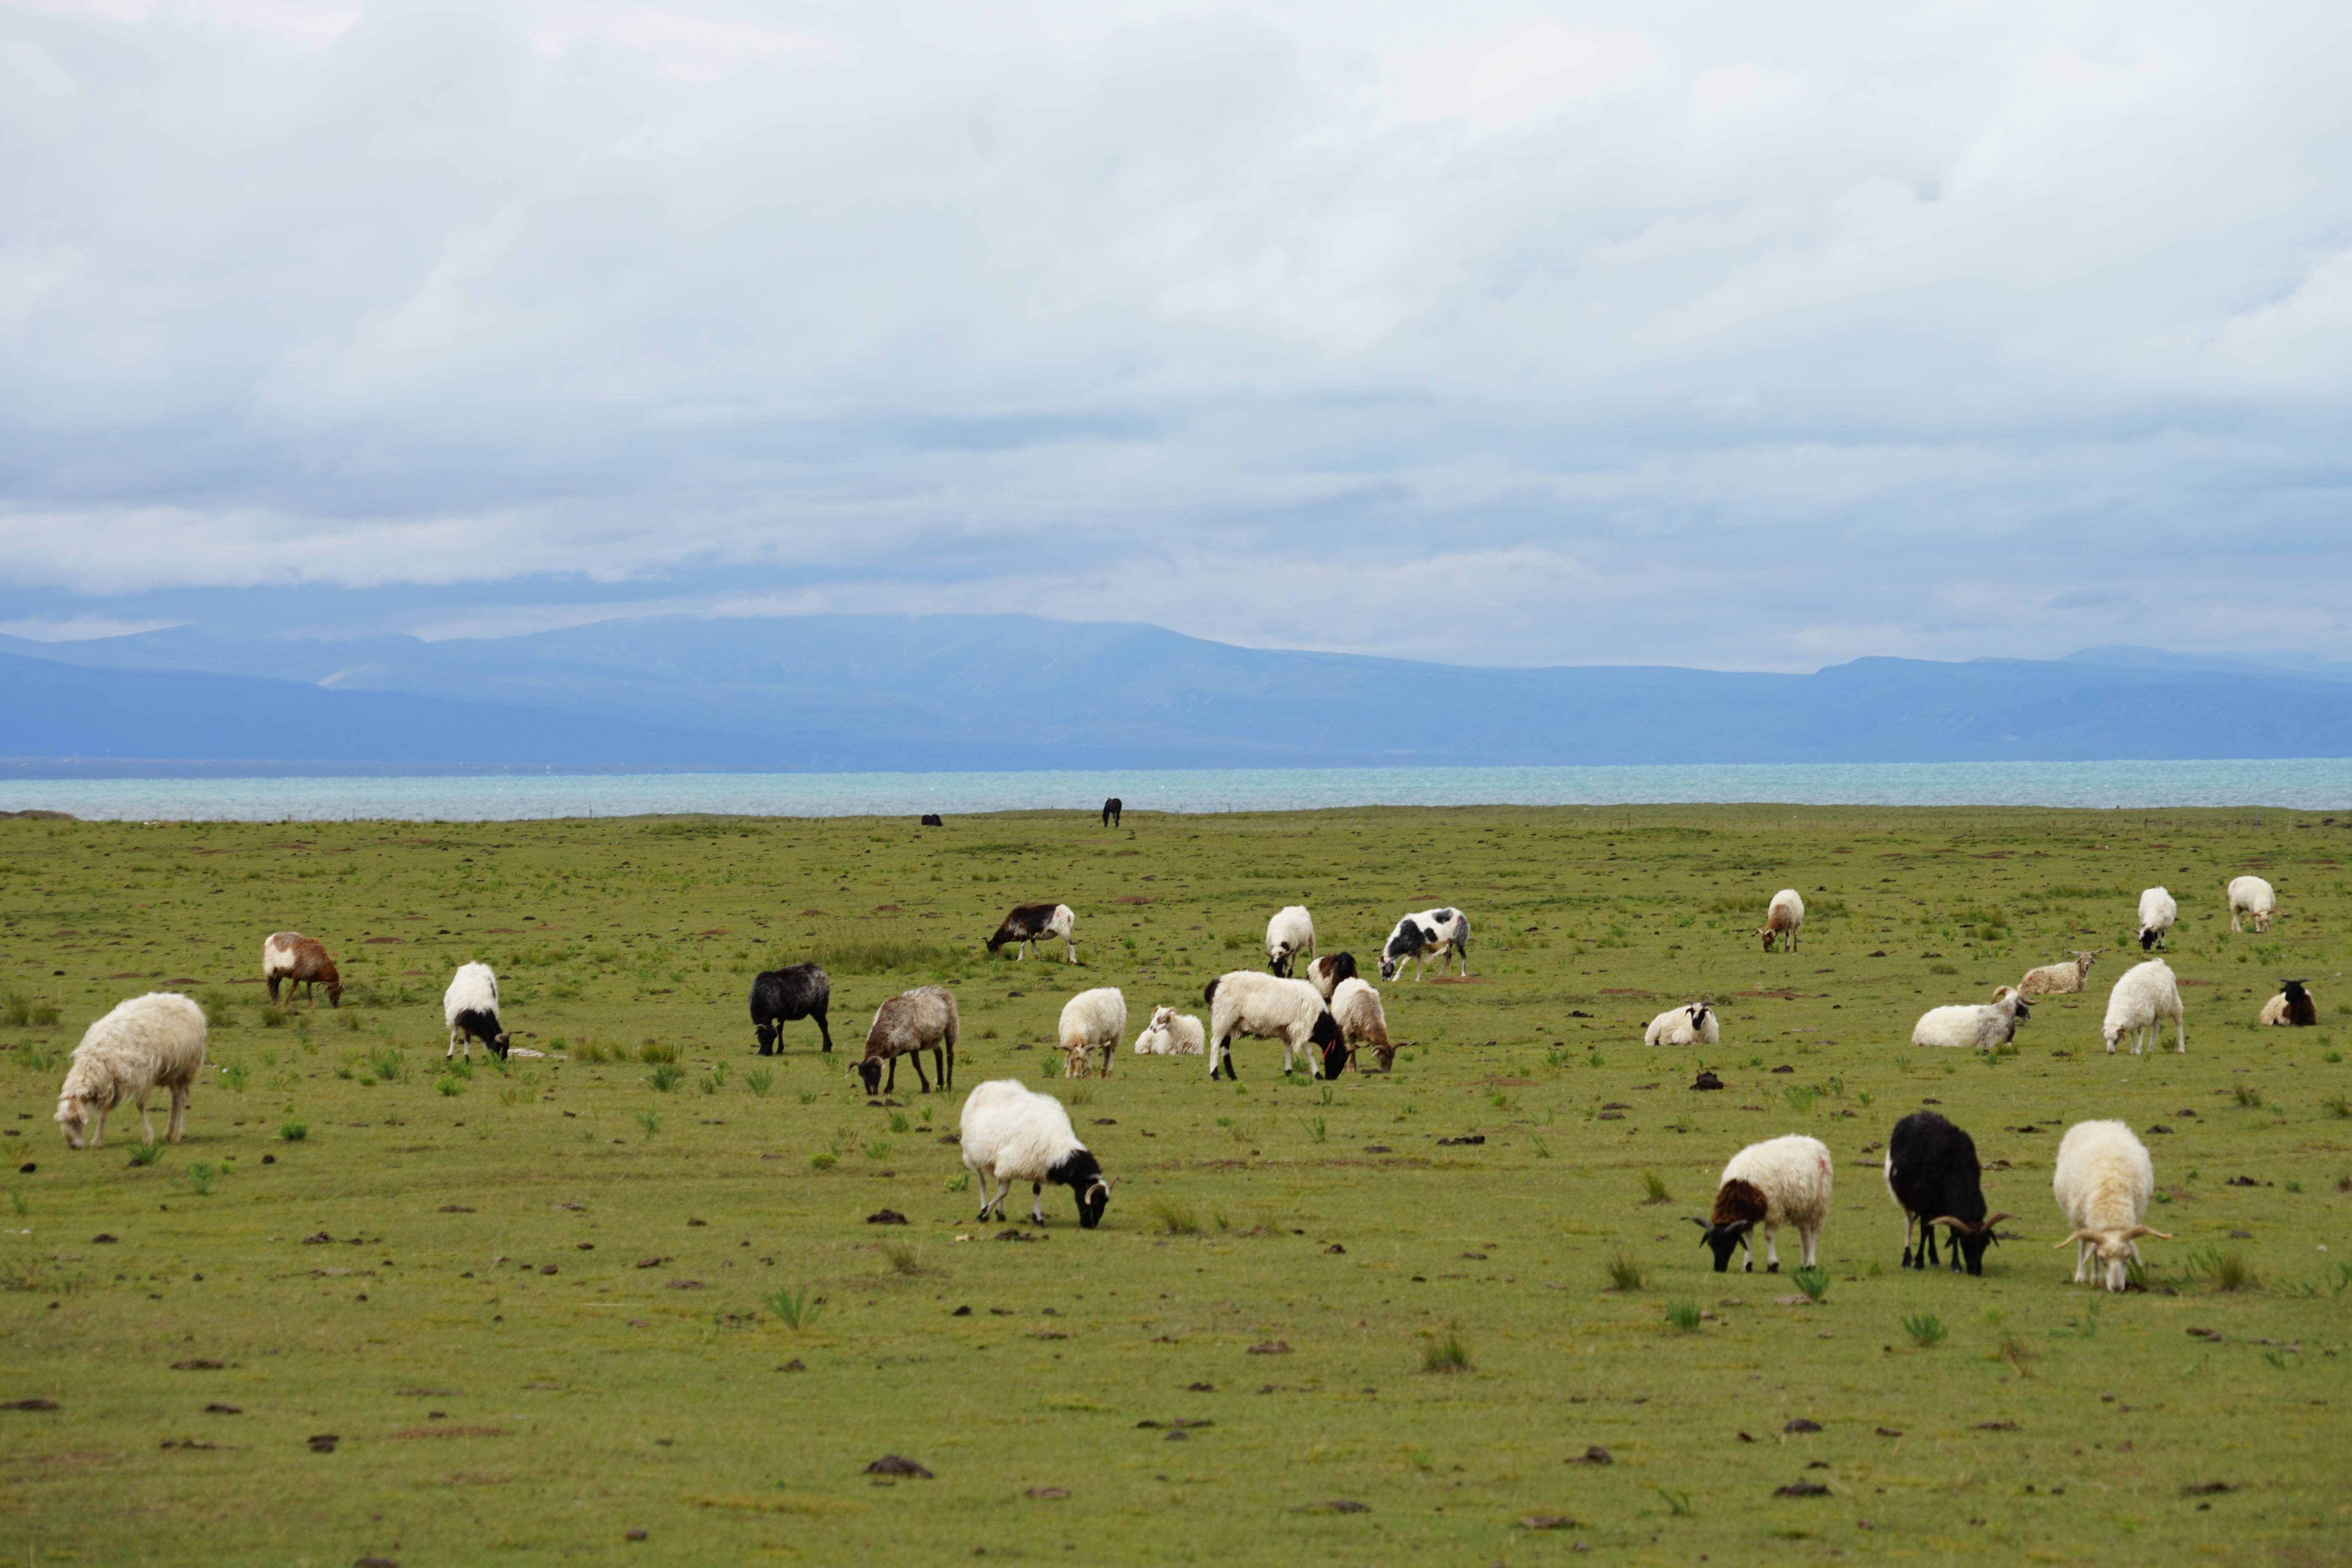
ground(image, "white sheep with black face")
xmin=55 ymin=993 xmax=209 ymax=1150
xmin=1644 ymin=1001 xmax=1719 ymax=1048
xmin=2052 ymin=1120 xmax=2169 ymax=1291
xmin=960 ymin=1079 xmax=1111 ymax=1229
xmin=1691 ymin=1134 xmax=1833 ymax=1274
xmin=443 ymin=963 xmax=510 ymax=1060
xmin=1912 ymin=987 xmax=2031 ymax=1051
xmin=1265 ymin=906 xmax=1316 ymax=977
xmin=2135 ymin=887 xmax=2177 ymax=951
xmin=1202 ymin=972 xmax=1347 ymax=1080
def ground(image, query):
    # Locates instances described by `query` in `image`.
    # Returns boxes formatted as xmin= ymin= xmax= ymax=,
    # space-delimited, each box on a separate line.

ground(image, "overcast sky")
xmin=1 ymin=0 xmax=2347 ymax=669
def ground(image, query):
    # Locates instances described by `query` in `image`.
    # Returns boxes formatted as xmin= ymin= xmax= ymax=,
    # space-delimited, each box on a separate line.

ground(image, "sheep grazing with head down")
xmin=1329 ymin=977 xmax=1393 ymax=1070
xmin=1691 ymin=1134 xmax=1833 ymax=1273
xmin=1265 ymin=906 xmax=1316 ymax=977
xmin=1911 ymin=986 xmax=2030 ymax=1051
xmin=749 ymin=963 xmax=833 ymax=1055
xmin=960 ymin=1078 xmax=1111 ymax=1228
xmin=2017 ymin=950 xmax=2099 ymax=997
xmin=1379 ymin=908 xmax=1469 ymax=981
xmin=987 ymin=903 xmax=1077 ymax=963
xmin=2135 ymin=886 xmax=2177 ymax=951
xmin=2258 ymin=979 xmax=2318 ymax=1027
xmin=857 ymin=985 xmax=958 ymax=1095
xmin=1202 ymin=972 xmax=1346 ymax=1080
xmin=1644 ymin=1001 xmax=1719 ymax=1048
xmin=1304 ymin=952 xmax=1358 ymax=1000
xmin=1057 ymin=987 xmax=1126 ymax=1079
xmin=1884 ymin=1111 xmax=2011 ymax=1275
xmin=262 ymin=932 xmax=342 ymax=1008
xmin=2227 ymin=875 xmax=2276 ymax=933
xmin=54 ymin=992 xmax=208 ymax=1150
xmin=2101 ymin=958 xmax=2185 ymax=1056
xmin=443 ymin=963 xmax=510 ymax=1060
xmin=1757 ymin=889 xmax=1804 ymax=953
xmin=1132 ymin=1006 xmax=1205 ymax=1057
xmin=2053 ymin=1119 xmax=2169 ymax=1291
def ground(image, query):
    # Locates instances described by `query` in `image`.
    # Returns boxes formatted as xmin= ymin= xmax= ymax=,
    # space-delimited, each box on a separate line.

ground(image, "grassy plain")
xmin=2 ymin=802 xmax=2349 ymax=1566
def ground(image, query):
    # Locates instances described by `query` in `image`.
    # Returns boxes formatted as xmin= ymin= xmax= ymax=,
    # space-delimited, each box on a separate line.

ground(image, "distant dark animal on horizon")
xmin=920 ymin=813 xmax=944 ymax=827
xmin=1102 ymin=797 xmax=1123 ymax=827
xmin=751 ymin=964 xmax=834 ymax=1055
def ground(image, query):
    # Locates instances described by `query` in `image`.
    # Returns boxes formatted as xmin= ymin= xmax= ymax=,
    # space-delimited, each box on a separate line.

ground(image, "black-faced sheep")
xmin=2258 ymin=978 xmax=2318 ymax=1027
xmin=53 ymin=992 xmax=208 ymax=1149
xmin=1911 ymin=987 xmax=2030 ymax=1051
xmin=1644 ymin=1001 xmax=1719 ymax=1048
xmin=960 ymin=1078 xmax=1111 ymax=1228
xmin=1265 ymin=906 xmax=1316 ymax=977
xmin=443 ymin=963 xmax=510 ymax=1060
xmin=987 ymin=903 xmax=1077 ymax=963
xmin=750 ymin=964 xmax=834 ymax=1055
xmin=1884 ymin=1111 xmax=2011 ymax=1275
xmin=1202 ymin=972 xmax=1346 ymax=1080
xmin=2135 ymin=886 xmax=2177 ymax=950
xmin=262 ymin=932 xmax=343 ymax=1008
xmin=857 ymin=985 xmax=958 ymax=1094
xmin=1691 ymin=1134 xmax=1832 ymax=1273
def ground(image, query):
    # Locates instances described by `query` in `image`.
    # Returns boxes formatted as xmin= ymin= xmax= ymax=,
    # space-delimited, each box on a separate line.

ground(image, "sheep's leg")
xmin=2175 ymin=1014 xmax=2186 ymax=1054
xmin=1031 ymin=1182 xmax=1047 ymax=1225
xmin=1800 ymin=1225 xmax=1819 ymax=1269
xmin=135 ymin=1094 xmax=157 ymax=1146
xmin=910 ymin=1051 xmax=932 ymax=1093
xmin=167 ymin=1082 xmax=189 ymax=1143
xmin=1064 ymin=937 xmax=1076 ymax=964
xmin=88 ymin=1105 xmax=107 ymax=1149
xmin=1739 ymin=1232 xmax=1754 ymax=1272
xmin=1901 ymin=1213 xmax=1916 ymax=1268
xmin=815 ymin=1009 xmax=833 ymax=1053
xmin=2071 ymin=1241 xmax=2091 ymax=1284
xmin=1764 ymin=1225 xmax=1782 ymax=1272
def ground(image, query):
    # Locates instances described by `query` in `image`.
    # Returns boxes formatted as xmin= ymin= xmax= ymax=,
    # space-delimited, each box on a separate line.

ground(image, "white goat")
xmin=2226 ymin=875 xmax=2276 ymax=933
xmin=1264 ymin=906 xmax=1316 ymax=977
xmin=1691 ymin=1134 xmax=1833 ymax=1273
xmin=1132 ymin=1006 xmax=1205 ymax=1056
xmin=2101 ymin=958 xmax=2185 ymax=1055
xmin=54 ymin=993 xmax=209 ymax=1150
xmin=1644 ymin=1001 xmax=1720 ymax=1048
xmin=2017 ymin=950 xmax=2099 ymax=997
xmin=2135 ymin=887 xmax=2177 ymax=951
xmin=2052 ymin=1120 xmax=2169 ymax=1291
xmin=1911 ymin=986 xmax=2031 ymax=1051
xmin=959 ymin=1078 xmax=1111 ymax=1228
xmin=1057 ymin=987 xmax=1126 ymax=1079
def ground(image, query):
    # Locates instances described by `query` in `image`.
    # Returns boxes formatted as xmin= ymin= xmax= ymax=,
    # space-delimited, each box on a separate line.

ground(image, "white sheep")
xmin=1911 ymin=986 xmax=2032 ymax=1051
xmin=1203 ymin=971 xmax=1346 ymax=1080
xmin=2135 ymin=886 xmax=2177 ymax=951
xmin=443 ymin=962 xmax=510 ymax=1060
xmin=1643 ymin=1001 xmax=1720 ymax=1048
xmin=959 ymin=1078 xmax=1111 ymax=1228
xmin=1757 ymin=889 xmax=1804 ymax=952
xmin=2226 ymin=875 xmax=2276 ymax=933
xmin=1690 ymin=1134 xmax=1833 ymax=1273
xmin=1265 ymin=906 xmax=1316 ymax=977
xmin=1329 ymin=976 xmax=1393 ymax=1070
xmin=2017 ymin=950 xmax=2100 ymax=997
xmin=1057 ymin=987 xmax=1126 ymax=1079
xmin=54 ymin=993 xmax=209 ymax=1150
xmin=2101 ymin=958 xmax=2185 ymax=1055
xmin=2052 ymin=1119 xmax=2169 ymax=1291
xmin=1132 ymin=1006 xmax=1205 ymax=1056
xmin=1304 ymin=953 xmax=1358 ymax=1000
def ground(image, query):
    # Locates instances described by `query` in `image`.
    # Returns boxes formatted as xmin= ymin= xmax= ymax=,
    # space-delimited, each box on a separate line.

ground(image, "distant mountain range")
xmin=2 ymin=617 xmax=2348 ymax=774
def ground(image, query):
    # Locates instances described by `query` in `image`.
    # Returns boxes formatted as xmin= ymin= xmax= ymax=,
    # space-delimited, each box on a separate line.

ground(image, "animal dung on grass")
xmin=1784 ymin=1418 xmax=1823 ymax=1433
xmin=865 ymin=1209 xmax=909 ymax=1225
xmin=1520 ymin=1514 xmax=1578 ymax=1530
xmin=863 ymin=1454 xmax=933 ymax=1478
xmin=2 ymin=1398 xmax=60 ymax=1411
xmin=1775 ymin=1480 xmax=1832 ymax=1498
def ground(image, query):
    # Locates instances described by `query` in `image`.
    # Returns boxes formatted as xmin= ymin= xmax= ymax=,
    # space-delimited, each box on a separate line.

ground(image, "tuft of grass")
xmin=278 ymin=1121 xmax=308 ymax=1142
xmin=763 ymin=1287 xmax=822 ymax=1330
xmin=126 ymin=1142 xmax=165 ymax=1167
xmin=436 ymin=1076 xmax=465 ymax=1097
xmin=806 ymin=930 xmax=965 ymax=976
xmin=177 ymin=1161 xmax=218 ymax=1196
xmin=1657 ymin=1489 xmax=1694 ymax=1518
xmin=1665 ymin=1297 xmax=1702 ymax=1332
xmin=1639 ymin=1170 xmax=1671 ymax=1205
xmin=1421 ymin=1327 xmax=1472 ymax=1373
xmin=810 ymin=1143 xmax=838 ymax=1170
xmin=636 ymin=1110 xmax=662 ymax=1140
xmin=1783 ymin=1085 xmax=1820 ymax=1113
xmin=639 ymin=1041 xmax=678 ymax=1065
xmin=1927 ymin=961 xmax=1959 ymax=976
xmin=367 ymin=1045 xmax=405 ymax=1083
xmin=645 ymin=1063 xmax=682 ymax=1093
xmin=2324 ymin=1093 xmax=2349 ymax=1119
xmin=884 ymin=1243 xmax=922 ymax=1275
xmin=2194 ymin=1247 xmax=2258 ymax=1292
xmin=1900 ymin=1312 xmax=1948 ymax=1348
xmin=862 ymin=1139 xmax=891 ymax=1160
xmin=1605 ymin=1250 xmax=1645 ymax=1292
xmin=1300 ymin=1115 xmax=1328 ymax=1144
xmin=888 ymin=1111 xmax=910 ymax=1134
xmin=3 ymin=991 xmax=62 ymax=1028
xmin=744 ymin=1066 xmax=775 ymax=1098
xmin=1150 ymin=1199 xmax=1202 ymax=1235
xmin=1996 ymin=1333 xmax=2035 ymax=1377
xmin=219 ymin=1061 xmax=251 ymax=1093
xmin=1791 ymin=1265 xmax=1829 ymax=1302
xmin=2234 ymin=1085 xmax=2265 ymax=1108
xmin=796 ymin=1090 xmax=819 ymax=1106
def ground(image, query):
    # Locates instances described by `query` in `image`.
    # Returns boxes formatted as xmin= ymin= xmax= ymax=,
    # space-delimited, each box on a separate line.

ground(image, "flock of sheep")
xmin=42 ymin=852 xmax=2313 ymax=1289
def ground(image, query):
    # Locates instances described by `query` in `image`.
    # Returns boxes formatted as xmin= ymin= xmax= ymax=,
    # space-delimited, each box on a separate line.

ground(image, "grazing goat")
xmin=2258 ymin=979 xmax=2318 ymax=1027
xmin=2227 ymin=875 xmax=2276 ymax=933
xmin=2052 ymin=1120 xmax=2168 ymax=1291
xmin=1884 ymin=1111 xmax=2011 ymax=1275
xmin=1379 ymin=908 xmax=1469 ymax=981
xmin=961 ymin=1079 xmax=1111 ymax=1227
xmin=1911 ymin=987 xmax=2030 ymax=1051
xmin=857 ymin=986 xmax=958 ymax=1095
xmin=988 ymin=902 xmax=1078 ymax=963
xmin=2017 ymin=950 xmax=2099 ymax=997
xmin=1757 ymin=889 xmax=1804 ymax=952
xmin=750 ymin=963 xmax=834 ymax=1055
xmin=1101 ymin=797 xmax=1122 ymax=828
xmin=1202 ymin=972 xmax=1346 ymax=1080
xmin=1058 ymin=987 xmax=1126 ymax=1079
xmin=443 ymin=963 xmax=511 ymax=1060
xmin=1644 ymin=1001 xmax=1719 ymax=1048
xmin=1691 ymin=1134 xmax=1833 ymax=1273
xmin=1305 ymin=952 xmax=1357 ymax=1000
xmin=2135 ymin=886 xmax=2177 ymax=950
xmin=2101 ymin=958 xmax=2185 ymax=1056
xmin=53 ymin=993 xmax=208 ymax=1150
xmin=262 ymin=932 xmax=342 ymax=1008
xmin=1132 ymin=1006 xmax=1205 ymax=1056
xmin=1265 ymin=906 xmax=1316 ymax=977
xmin=1329 ymin=976 xmax=1393 ymax=1070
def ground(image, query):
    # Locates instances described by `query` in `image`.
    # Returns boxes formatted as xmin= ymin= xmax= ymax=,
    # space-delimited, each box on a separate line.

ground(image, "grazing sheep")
xmin=920 ymin=813 xmax=944 ymax=827
xmin=2017 ymin=950 xmax=2100 ymax=997
xmin=2052 ymin=1120 xmax=2169 ymax=1291
xmin=857 ymin=986 xmax=959 ymax=1095
xmin=1304 ymin=952 xmax=1358 ymax=1000
xmin=2227 ymin=875 xmax=2276 ymax=933
xmin=1132 ymin=1006 xmax=1205 ymax=1056
xmin=1884 ymin=1111 xmax=2011 ymax=1275
xmin=960 ymin=1078 xmax=1111 ymax=1228
xmin=1329 ymin=976 xmax=1393 ymax=1070
xmin=443 ymin=963 xmax=510 ymax=1060
xmin=1911 ymin=986 xmax=2031 ymax=1051
xmin=53 ymin=992 xmax=208 ymax=1150
xmin=2257 ymin=978 xmax=2318 ymax=1027
xmin=987 ymin=903 xmax=1078 ymax=963
xmin=1202 ymin=972 xmax=1346 ymax=1081
xmin=1379 ymin=908 xmax=1470 ymax=981
xmin=1757 ymin=889 xmax=1805 ymax=952
xmin=2135 ymin=886 xmax=2177 ymax=951
xmin=1643 ymin=1001 xmax=1720 ymax=1048
xmin=2101 ymin=958 xmax=2185 ymax=1056
xmin=1058 ymin=987 xmax=1126 ymax=1079
xmin=1265 ymin=906 xmax=1316 ymax=977
xmin=750 ymin=963 xmax=834 ymax=1055
xmin=1101 ymin=797 xmax=1122 ymax=828
xmin=262 ymin=932 xmax=343 ymax=1008
xmin=1690 ymin=1134 xmax=1833 ymax=1273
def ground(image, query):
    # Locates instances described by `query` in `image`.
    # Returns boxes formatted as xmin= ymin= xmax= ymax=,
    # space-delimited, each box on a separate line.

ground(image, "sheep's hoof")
xmin=1766 ymin=1263 xmax=1780 ymax=1273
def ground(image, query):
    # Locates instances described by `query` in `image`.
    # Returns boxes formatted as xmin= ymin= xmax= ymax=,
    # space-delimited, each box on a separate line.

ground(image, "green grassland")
xmin=3 ymin=803 xmax=2349 ymax=1565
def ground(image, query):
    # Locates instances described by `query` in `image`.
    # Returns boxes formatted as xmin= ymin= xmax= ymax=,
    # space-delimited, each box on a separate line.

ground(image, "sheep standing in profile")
xmin=1265 ymin=906 xmax=1316 ymax=977
xmin=1883 ymin=1111 xmax=2011 ymax=1275
xmin=2101 ymin=958 xmax=2184 ymax=1055
xmin=1379 ymin=908 xmax=1470 ymax=981
xmin=2257 ymin=979 xmax=2318 ymax=1027
xmin=2052 ymin=1120 xmax=2169 ymax=1291
xmin=1644 ymin=1001 xmax=1719 ymax=1048
xmin=750 ymin=963 xmax=833 ymax=1055
xmin=1203 ymin=972 xmax=1346 ymax=1080
xmin=857 ymin=986 xmax=958 ymax=1094
xmin=1757 ymin=889 xmax=1805 ymax=952
xmin=54 ymin=993 xmax=209 ymax=1150
xmin=262 ymin=932 xmax=343 ymax=1008
xmin=1690 ymin=1134 xmax=1833 ymax=1273
xmin=987 ymin=903 xmax=1078 ymax=963
xmin=2227 ymin=875 xmax=2276 ymax=933
xmin=1132 ymin=1006 xmax=1205 ymax=1057
xmin=1911 ymin=987 xmax=2031 ymax=1051
xmin=2017 ymin=950 xmax=2098 ymax=997
xmin=2135 ymin=887 xmax=2177 ymax=951
xmin=443 ymin=963 xmax=511 ymax=1060
xmin=960 ymin=1079 xmax=1111 ymax=1228
xmin=1057 ymin=987 xmax=1126 ymax=1079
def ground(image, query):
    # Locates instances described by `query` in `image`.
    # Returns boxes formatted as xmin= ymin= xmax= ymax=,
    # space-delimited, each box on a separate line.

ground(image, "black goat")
xmin=750 ymin=964 xmax=834 ymax=1056
xmin=1884 ymin=1111 xmax=2011 ymax=1275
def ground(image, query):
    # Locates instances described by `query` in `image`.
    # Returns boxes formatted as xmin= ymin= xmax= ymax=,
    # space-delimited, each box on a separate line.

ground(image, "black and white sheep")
xmin=1058 ymin=987 xmax=1126 ymax=1078
xmin=53 ymin=992 xmax=208 ymax=1150
xmin=2258 ymin=978 xmax=2318 ymax=1027
xmin=443 ymin=962 xmax=511 ymax=1060
xmin=1644 ymin=1001 xmax=1719 ymax=1048
xmin=1305 ymin=952 xmax=1357 ymax=1000
xmin=749 ymin=963 xmax=834 ymax=1055
xmin=262 ymin=932 xmax=343 ymax=1008
xmin=1202 ymin=971 xmax=1346 ymax=1080
xmin=1884 ymin=1111 xmax=2012 ymax=1275
xmin=960 ymin=1078 xmax=1111 ymax=1228
xmin=1265 ymin=905 xmax=1316 ymax=977
xmin=1690 ymin=1134 xmax=1833 ymax=1273
xmin=857 ymin=985 xmax=959 ymax=1095
xmin=987 ymin=902 xmax=1078 ymax=963
xmin=1378 ymin=907 xmax=1469 ymax=981
xmin=2053 ymin=1120 xmax=2169 ymax=1291
xmin=2135 ymin=886 xmax=2177 ymax=950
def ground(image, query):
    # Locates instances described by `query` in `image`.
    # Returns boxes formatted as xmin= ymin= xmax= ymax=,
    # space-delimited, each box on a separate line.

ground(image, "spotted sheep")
xmin=262 ymin=932 xmax=342 ymax=1008
xmin=2052 ymin=1120 xmax=2170 ymax=1291
xmin=1757 ymin=889 xmax=1804 ymax=953
xmin=2227 ymin=875 xmax=2276 ymax=933
xmin=53 ymin=992 xmax=208 ymax=1150
xmin=1379 ymin=908 xmax=1469 ymax=981
xmin=1884 ymin=1111 xmax=2011 ymax=1275
xmin=1691 ymin=1134 xmax=1832 ymax=1273
xmin=749 ymin=963 xmax=834 ymax=1055
xmin=1265 ymin=906 xmax=1316 ymax=977
xmin=2257 ymin=978 xmax=2317 ymax=1027
xmin=987 ymin=903 xmax=1077 ymax=964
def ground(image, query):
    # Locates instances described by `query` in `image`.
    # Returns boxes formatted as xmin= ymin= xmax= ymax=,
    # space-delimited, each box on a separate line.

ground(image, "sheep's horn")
xmin=2119 ymin=1225 xmax=2172 ymax=1243
xmin=1926 ymin=1215 xmax=1968 ymax=1232
xmin=1982 ymin=1212 xmax=2015 ymax=1228
xmin=2054 ymin=1229 xmax=2100 ymax=1248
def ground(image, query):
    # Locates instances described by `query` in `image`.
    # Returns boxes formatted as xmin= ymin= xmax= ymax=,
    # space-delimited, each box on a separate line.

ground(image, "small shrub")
xmin=796 ymin=1090 xmax=819 ymax=1106
xmin=885 ymin=1244 xmax=922 ymax=1275
xmin=1900 ymin=1312 xmax=1948 ymax=1348
xmin=367 ymin=1046 xmax=405 ymax=1083
xmin=1791 ymin=1265 xmax=1829 ymax=1302
xmin=1665 ymin=1297 xmax=1702 ymax=1332
xmin=810 ymin=1145 xmax=838 ymax=1170
xmin=1421 ymin=1328 xmax=1472 ymax=1373
xmin=744 ymin=1067 xmax=775 ymax=1098
xmin=445 ymin=1055 xmax=474 ymax=1080
xmin=126 ymin=1142 xmax=164 ymax=1167
xmin=177 ymin=1161 xmax=218 ymax=1196
xmin=645 ymin=1064 xmax=682 ymax=1093
xmin=763 ymin=1287 xmax=822 ymax=1330
xmin=1605 ymin=1250 xmax=1645 ymax=1291
xmin=1783 ymin=1085 xmax=1820 ymax=1113
xmin=436 ymin=1076 xmax=464 ymax=1098
xmin=1150 ymin=1199 xmax=1201 ymax=1235
xmin=888 ymin=1111 xmax=910 ymax=1134
xmin=278 ymin=1121 xmax=308 ymax=1142
xmin=1639 ymin=1171 xmax=1671 ymax=1205
xmin=863 ymin=1139 xmax=891 ymax=1160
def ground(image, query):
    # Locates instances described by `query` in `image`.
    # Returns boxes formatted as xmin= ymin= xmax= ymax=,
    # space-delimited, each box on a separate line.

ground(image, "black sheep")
xmin=1884 ymin=1111 xmax=2011 ymax=1275
xmin=750 ymin=964 xmax=834 ymax=1056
